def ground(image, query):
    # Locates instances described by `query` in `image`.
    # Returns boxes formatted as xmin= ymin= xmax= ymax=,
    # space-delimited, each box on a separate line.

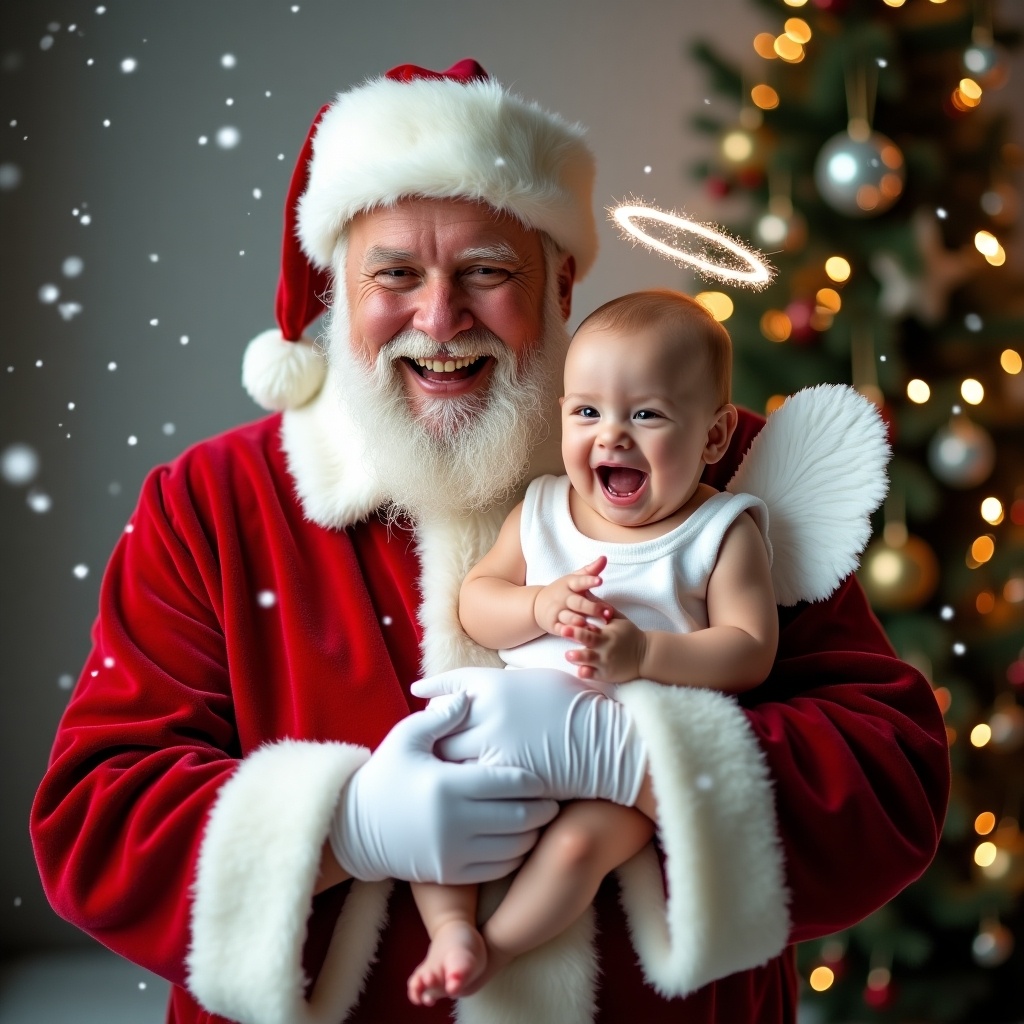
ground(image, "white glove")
xmin=330 ymin=692 xmax=558 ymax=884
xmin=410 ymin=667 xmax=648 ymax=808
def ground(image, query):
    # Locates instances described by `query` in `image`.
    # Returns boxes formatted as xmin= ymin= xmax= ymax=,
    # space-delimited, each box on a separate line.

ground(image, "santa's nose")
xmin=411 ymin=280 xmax=474 ymax=343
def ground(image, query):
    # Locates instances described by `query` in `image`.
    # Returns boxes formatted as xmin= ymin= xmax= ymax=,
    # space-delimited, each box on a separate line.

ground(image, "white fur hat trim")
xmin=297 ymin=75 xmax=598 ymax=277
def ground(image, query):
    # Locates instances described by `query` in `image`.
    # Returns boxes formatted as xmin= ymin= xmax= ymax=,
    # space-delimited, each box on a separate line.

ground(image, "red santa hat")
xmin=242 ymin=58 xmax=598 ymax=411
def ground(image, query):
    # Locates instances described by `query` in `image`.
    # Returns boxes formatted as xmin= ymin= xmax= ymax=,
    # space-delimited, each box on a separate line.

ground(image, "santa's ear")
xmin=703 ymin=404 xmax=738 ymax=465
xmin=555 ymin=253 xmax=576 ymax=321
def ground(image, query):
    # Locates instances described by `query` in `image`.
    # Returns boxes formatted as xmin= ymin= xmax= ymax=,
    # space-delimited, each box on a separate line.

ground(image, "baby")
xmin=407 ymin=289 xmax=779 ymax=1005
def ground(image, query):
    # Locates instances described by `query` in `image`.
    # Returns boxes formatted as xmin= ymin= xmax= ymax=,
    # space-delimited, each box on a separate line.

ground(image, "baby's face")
xmin=560 ymin=322 xmax=724 ymax=530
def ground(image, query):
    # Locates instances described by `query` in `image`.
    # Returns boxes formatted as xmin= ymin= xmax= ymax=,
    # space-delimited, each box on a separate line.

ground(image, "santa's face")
xmin=344 ymin=197 xmax=571 ymax=428
xmin=329 ymin=196 xmax=575 ymax=520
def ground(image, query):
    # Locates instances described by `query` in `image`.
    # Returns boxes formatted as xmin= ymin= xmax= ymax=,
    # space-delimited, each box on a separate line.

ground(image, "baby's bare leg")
xmin=482 ymin=800 xmax=653 ymax=968
xmin=408 ymin=882 xmax=486 ymax=1006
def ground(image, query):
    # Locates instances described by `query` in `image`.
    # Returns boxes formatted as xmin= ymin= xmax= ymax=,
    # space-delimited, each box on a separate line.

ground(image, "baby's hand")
xmin=563 ymin=614 xmax=646 ymax=684
xmin=533 ymin=556 xmax=614 ymax=638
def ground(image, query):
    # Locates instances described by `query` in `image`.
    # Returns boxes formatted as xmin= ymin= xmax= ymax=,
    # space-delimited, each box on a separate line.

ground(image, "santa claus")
xmin=31 ymin=60 xmax=949 ymax=1024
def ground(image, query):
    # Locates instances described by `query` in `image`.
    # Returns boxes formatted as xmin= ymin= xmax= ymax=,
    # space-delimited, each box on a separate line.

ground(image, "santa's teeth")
xmin=413 ymin=356 xmax=480 ymax=372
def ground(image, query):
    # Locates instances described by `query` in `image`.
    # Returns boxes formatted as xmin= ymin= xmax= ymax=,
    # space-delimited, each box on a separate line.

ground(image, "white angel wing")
xmin=726 ymin=383 xmax=890 ymax=607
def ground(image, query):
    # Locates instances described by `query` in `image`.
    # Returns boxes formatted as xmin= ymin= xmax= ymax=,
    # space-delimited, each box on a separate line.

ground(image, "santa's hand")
xmin=330 ymin=693 xmax=558 ymax=884
xmin=411 ymin=667 xmax=648 ymax=807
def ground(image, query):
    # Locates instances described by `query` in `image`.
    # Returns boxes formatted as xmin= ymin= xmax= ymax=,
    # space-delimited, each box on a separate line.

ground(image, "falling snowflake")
xmin=0 ymin=163 xmax=21 ymax=190
xmin=27 ymin=489 xmax=52 ymax=513
xmin=257 ymin=590 xmax=277 ymax=608
xmin=73 ymin=564 xmax=89 ymax=579
xmin=1 ymin=443 xmax=40 ymax=485
xmin=39 ymin=283 xmax=59 ymax=304
xmin=221 ymin=53 xmax=236 ymax=68
xmin=62 ymin=255 xmax=84 ymax=277
xmin=216 ymin=126 xmax=241 ymax=149
xmin=120 ymin=57 xmax=137 ymax=73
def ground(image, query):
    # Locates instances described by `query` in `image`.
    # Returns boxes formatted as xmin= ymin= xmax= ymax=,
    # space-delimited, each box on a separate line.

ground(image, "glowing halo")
xmin=611 ymin=201 xmax=775 ymax=289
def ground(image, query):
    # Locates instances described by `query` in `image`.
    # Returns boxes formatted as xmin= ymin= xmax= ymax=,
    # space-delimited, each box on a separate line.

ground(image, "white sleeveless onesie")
xmin=499 ymin=474 xmax=771 ymax=671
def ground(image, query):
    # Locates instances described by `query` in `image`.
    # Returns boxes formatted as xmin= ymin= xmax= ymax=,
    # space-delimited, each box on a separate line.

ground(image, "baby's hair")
xmin=575 ymin=289 xmax=733 ymax=408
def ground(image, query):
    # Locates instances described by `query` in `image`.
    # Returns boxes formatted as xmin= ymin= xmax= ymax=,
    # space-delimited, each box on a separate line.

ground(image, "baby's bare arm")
xmin=565 ymin=513 xmax=778 ymax=690
xmin=460 ymin=507 xmax=612 ymax=651
xmin=459 ymin=504 xmax=542 ymax=651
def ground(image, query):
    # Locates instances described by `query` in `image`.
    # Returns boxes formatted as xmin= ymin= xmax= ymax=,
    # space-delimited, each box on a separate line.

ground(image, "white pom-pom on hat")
xmin=242 ymin=329 xmax=326 ymax=413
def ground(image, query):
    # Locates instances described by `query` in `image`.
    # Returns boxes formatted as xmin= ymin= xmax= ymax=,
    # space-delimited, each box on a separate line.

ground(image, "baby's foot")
xmin=407 ymin=920 xmax=487 ymax=1006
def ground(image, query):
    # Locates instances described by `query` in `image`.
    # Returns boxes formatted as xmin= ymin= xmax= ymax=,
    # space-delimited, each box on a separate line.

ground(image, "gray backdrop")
xmin=1 ymin=0 xmax=1021 ymax=965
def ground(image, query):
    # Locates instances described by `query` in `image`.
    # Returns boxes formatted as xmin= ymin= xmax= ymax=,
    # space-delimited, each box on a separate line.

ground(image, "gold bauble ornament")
xmin=859 ymin=535 xmax=939 ymax=612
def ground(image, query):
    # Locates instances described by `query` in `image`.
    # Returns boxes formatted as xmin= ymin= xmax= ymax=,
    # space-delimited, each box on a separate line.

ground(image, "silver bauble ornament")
xmin=972 ymin=921 xmax=1014 ymax=968
xmin=927 ymin=418 xmax=996 ymax=489
xmin=963 ymin=42 xmax=1007 ymax=86
xmin=989 ymin=704 xmax=1024 ymax=752
xmin=754 ymin=209 xmax=807 ymax=252
xmin=814 ymin=130 xmax=905 ymax=218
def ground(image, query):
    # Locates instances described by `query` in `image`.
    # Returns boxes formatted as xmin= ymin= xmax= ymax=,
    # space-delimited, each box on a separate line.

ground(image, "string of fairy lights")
xmin=618 ymin=0 xmax=1023 ymax=1009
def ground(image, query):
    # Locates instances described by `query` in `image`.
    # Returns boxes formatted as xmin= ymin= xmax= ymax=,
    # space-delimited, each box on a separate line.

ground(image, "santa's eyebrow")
xmin=362 ymin=245 xmax=416 ymax=267
xmin=458 ymin=243 xmax=520 ymax=262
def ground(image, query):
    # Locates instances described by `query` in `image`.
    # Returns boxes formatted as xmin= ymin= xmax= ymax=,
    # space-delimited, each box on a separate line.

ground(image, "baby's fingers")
xmin=565 ymin=572 xmax=603 ymax=594
xmin=560 ymin=624 xmax=602 ymax=647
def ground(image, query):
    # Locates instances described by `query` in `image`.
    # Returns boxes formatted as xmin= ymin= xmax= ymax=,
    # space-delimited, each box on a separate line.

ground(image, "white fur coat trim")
xmin=279 ymin=369 xmax=385 ymax=530
xmin=297 ymin=75 xmax=598 ymax=278
xmin=615 ymin=682 xmax=790 ymax=994
xmin=186 ymin=739 xmax=384 ymax=1024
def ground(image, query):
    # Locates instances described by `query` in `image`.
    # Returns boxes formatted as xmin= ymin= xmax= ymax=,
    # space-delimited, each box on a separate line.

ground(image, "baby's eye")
xmin=634 ymin=409 xmax=661 ymax=420
xmin=575 ymin=406 xmax=599 ymax=419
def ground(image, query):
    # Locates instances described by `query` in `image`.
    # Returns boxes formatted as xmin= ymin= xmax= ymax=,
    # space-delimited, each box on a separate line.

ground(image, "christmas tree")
xmin=688 ymin=1 xmax=1024 ymax=1020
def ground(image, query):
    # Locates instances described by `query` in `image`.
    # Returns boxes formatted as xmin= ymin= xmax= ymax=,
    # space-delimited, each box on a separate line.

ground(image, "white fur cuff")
xmin=186 ymin=740 xmax=369 ymax=1024
xmin=615 ymin=682 xmax=789 ymax=995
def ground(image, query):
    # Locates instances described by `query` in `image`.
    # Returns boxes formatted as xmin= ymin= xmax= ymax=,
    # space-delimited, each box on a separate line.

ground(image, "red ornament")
xmin=785 ymin=298 xmax=818 ymax=344
xmin=878 ymin=402 xmax=898 ymax=446
xmin=707 ymin=176 xmax=732 ymax=198
xmin=737 ymin=167 xmax=765 ymax=190
xmin=863 ymin=979 xmax=897 ymax=1010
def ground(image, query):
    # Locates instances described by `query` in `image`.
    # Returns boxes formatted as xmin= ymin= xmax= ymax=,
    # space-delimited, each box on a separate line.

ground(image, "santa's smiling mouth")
xmin=405 ymin=355 xmax=490 ymax=382
xmin=597 ymin=466 xmax=648 ymax=500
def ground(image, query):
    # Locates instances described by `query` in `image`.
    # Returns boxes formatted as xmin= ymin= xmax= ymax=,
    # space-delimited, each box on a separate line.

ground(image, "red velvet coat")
xmin=31 ymin=399 xmax=949 ymax=1024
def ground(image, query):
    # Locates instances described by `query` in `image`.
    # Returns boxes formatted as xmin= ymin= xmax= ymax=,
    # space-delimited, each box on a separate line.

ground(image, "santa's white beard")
xmin=326 ymin=301 xmax=569 ymax=521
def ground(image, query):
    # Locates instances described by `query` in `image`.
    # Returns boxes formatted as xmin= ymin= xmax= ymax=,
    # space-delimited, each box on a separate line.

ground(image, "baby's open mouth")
xmin=405 ymin=355 xmax=489 ymax=382
xmin=597 ymin=466 xmax=648 ymax=498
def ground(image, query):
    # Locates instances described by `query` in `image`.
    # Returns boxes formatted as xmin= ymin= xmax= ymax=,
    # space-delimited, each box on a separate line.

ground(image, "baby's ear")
xmin=703 ymin=404 xmax=738 ymax=464
xmin=559 ymin=395 xmax=566 ymax=407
